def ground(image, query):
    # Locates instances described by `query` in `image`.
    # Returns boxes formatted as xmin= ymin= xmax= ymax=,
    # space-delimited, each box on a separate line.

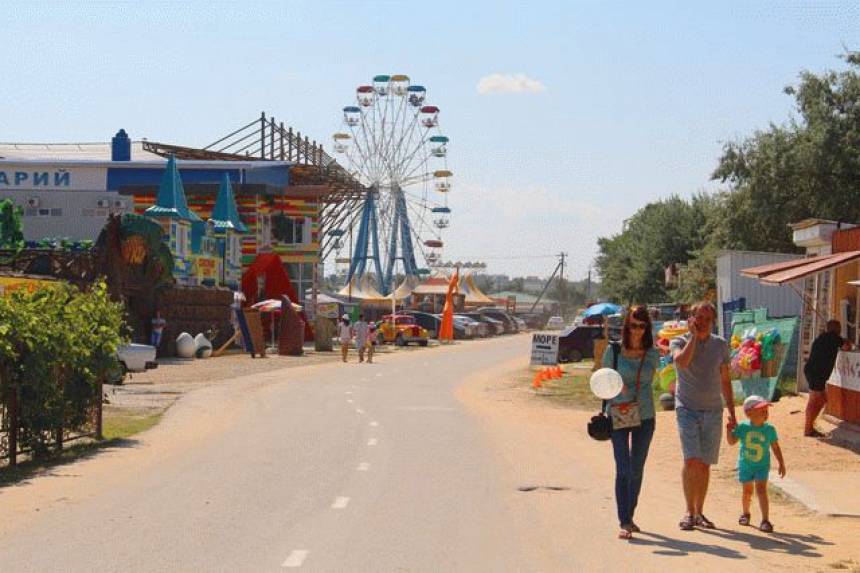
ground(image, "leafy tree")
xmin=595 ymin=196 xmax=708 ymax=304
xmin=0 ymin=199 xmax=24 ymax=251
xmin=712 ymin=52 xmax=860 ymax=251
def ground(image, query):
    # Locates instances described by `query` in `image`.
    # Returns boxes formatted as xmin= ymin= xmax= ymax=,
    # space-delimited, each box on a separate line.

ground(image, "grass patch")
xmin=102 ymin=408 xmax=163 ymax=440
xmin=0 ymin=408 xmax=163 ymax=486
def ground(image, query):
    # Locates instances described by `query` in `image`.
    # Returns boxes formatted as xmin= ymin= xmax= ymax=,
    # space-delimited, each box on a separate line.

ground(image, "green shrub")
xmin=0 ymin=280 xmax=127 ymax=457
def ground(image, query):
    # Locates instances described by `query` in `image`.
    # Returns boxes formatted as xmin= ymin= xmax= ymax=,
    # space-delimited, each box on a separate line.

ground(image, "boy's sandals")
xmin=618 ymin=529 xmax=633 ymax=540
xmin=738 ymin=513 xmax=751 ymax=526
xmin=695 ymin=514 xmax=716 ymax=529
xmin=679 ymin=515 xmax=696 ymax=531
xmin=805 ymin=429 xmax=826 ymax=438
xmin=759 ymin=520 xmax=774 ymax=533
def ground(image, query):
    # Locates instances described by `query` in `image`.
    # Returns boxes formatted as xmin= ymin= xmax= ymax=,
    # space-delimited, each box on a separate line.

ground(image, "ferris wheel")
xmin=332 ymin=74 xmax=452 ymax=295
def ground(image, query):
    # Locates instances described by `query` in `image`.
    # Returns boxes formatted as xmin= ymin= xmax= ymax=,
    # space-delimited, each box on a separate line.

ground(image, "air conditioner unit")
xmin=26 ymin=197 xmax=40 ymax=208
xmin=96 ymin=199 xmax=111 ymax=208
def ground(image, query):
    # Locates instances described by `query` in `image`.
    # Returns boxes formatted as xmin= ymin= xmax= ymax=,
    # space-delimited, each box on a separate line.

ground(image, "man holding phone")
xmin=671 ymin=302 xmax=737 ymax=531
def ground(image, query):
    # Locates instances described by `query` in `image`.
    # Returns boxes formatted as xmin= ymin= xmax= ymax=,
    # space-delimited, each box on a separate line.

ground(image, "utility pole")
xmin=530 ymin=252 xmax=566 ymax=314
xmin=586 ymin=265 xmax=592 ymax=300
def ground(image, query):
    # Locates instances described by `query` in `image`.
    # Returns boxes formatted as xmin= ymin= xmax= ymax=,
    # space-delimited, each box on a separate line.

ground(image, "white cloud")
xmin=476 ymin=73 xmax=546 ymax=95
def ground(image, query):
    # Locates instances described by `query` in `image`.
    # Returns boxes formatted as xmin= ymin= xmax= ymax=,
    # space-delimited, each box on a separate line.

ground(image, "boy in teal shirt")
xmin=727 ymin=395 xmax=786 ymax=533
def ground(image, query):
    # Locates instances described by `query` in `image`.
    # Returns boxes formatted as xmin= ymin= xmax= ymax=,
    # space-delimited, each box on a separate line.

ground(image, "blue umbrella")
xmin=583 ymin=302 xmax=622 ymax=318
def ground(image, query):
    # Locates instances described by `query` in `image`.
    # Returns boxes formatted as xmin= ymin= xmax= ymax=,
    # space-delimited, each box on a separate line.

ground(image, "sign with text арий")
xmin=530 ymin=332 xmax=559 ymax=366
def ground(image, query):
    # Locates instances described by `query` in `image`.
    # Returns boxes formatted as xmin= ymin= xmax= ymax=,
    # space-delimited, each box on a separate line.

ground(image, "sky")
xmin=3 ymin=1 xmax=859 ymax=280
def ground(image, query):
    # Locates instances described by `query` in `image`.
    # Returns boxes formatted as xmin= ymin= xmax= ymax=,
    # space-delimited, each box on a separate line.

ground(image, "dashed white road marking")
xmin=367 ymin=438 xmax=378 ymax=446
xmin=369 ymin=421 xmax=379 ymax=427
xmin=355 ymin=408 xmax=365 ymax=414
xmin=357 ymin=462 xmax=370 ymax=471
xmin=282 ymin=550 xmax=308 ymax=568
xmin=345 ymin=391 xmax=353 ymax=395
xmin=346 ymin=399 xmax=354 ymax=404
xmin=375 ymin=373 xmax=383 ymax=378
xmin=397 ymin=406 xmax=456 ymax=412
xmin=332 ymin=496 xmax=350 ymax=509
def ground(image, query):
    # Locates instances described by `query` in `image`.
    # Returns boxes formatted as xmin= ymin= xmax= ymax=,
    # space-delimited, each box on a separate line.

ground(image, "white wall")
xmin=716 ymin=250 xmax=804 ymax=336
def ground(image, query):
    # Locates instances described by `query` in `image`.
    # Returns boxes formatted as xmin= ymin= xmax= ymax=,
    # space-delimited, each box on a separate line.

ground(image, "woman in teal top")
xmin=601 ymin=305 xmax=660 ymax=540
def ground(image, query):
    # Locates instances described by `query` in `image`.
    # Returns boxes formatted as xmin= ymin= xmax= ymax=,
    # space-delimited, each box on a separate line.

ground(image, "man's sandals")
xmin=680 ymin=514 xmax=715 ymax=530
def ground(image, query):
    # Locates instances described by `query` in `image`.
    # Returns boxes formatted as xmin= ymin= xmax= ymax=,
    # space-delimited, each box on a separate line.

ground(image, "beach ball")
xmin=590 ymin=368 xmax=624 ymax=400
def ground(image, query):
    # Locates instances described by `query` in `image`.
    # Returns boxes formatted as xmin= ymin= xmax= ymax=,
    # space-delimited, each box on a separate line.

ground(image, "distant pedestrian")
xmin=338 ymin=314 xmax=353 ymax=363
xmin=803 ymin=320 xmax=852 ymax=437
xmin=354 ymin=314 xmax=369 ymax=363
xmin=151 ymin=310 xmax=166 ymax=349
xmin=671 ymin=301 xmax=737 ymax=531
xmin=726 ymin=395 xmax=786 ymax=533
xmin=602 ymin=305 xmax=660 ymax=540
xmin=367 ymin=322 xmax=377 ymax=363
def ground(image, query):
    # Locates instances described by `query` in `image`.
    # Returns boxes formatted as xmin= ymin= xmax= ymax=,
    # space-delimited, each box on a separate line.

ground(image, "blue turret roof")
xmin=144 ymin=155 xmax=202 ymax=222
xmin=209 ymin=173 xmax=247 ymax=233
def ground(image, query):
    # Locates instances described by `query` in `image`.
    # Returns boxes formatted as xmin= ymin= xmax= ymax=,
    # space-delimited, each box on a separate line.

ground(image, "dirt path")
xmin=456 ymin=357 xmax=860 ymax=572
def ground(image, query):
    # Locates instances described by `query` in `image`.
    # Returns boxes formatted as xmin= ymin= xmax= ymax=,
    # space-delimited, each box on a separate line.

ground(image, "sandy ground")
xmin=456 ymin=357 xmax=860 ymax=572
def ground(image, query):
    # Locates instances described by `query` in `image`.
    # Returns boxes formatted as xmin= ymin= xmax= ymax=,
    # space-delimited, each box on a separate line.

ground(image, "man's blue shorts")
xmin=676 ymin=406 xmax=723 ymax=465
xmin=738 ymin=466 xmax=769 ymax=483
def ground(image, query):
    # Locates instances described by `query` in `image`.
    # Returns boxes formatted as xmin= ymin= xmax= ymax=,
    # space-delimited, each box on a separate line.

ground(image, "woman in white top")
xmin=338 ymin=314 xmax=353 ymax=363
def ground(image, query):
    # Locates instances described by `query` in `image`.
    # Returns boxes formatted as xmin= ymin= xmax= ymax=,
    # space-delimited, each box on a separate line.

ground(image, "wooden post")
xmin=288 ymin=127 xmax=294 ymax=161
xmin=260 ymin=112 xmax=267 ymax=159
xmin=296 ymin=132 xmax=302 ymax=163
xmin=304 ymin=136 xmax=310 ymax=165
xmin=279 ymin=122 xmax=285 ymax=160
xmin=270 ymin=118 xmax=276 ymax=160
xmin=8 ymin=381 xmax=17 ymax=467
xmin=95 ymin=377 xmax=104 ymax=440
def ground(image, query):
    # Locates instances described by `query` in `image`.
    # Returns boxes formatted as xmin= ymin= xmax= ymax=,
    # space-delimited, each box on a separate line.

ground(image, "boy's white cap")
xmin=342 ymin=314 xmax=349 ymax=320
xmin=743 ymin=395 xmax=770 ymax=412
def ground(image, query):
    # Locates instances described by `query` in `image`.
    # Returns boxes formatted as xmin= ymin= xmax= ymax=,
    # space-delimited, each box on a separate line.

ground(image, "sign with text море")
xmin=530 ymin=332 xmax=559 ymax=366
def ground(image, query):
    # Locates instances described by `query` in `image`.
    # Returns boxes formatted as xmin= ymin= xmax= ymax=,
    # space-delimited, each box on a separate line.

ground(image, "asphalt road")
xmin=0 ymin=335 xmax=535 ymax=572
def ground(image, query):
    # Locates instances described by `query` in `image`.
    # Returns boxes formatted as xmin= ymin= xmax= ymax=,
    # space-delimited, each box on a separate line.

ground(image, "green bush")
xmin=0 ymin=280 xmax=127 ymax=457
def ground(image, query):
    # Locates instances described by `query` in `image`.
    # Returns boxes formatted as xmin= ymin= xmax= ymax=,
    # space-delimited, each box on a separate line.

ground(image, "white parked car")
xmin=545 ymin=316 xmax=565 ymax=330
xmin=110 ymin=343 xmax=158 ymax=384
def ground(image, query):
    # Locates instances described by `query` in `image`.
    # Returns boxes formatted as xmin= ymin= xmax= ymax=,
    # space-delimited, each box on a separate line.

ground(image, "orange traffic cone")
xmin=555 ymin=366 xmax=563 ymax=378
xmin=532 ymin=371 xmax=543 ymax=389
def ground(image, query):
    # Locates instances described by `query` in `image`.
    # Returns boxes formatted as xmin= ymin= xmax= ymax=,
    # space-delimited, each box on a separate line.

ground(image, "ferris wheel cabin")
xmin=407 ymin=85 xmax=426 ymax=107
xmin=332 ymin=132 xmax=351 ymax=153
xmin=431 ymin=206 xmax=451 ymax=229
xmin=373 ymin=75 xmax=391 ymax=96
xmin=433 ymin=169 xmax=453 ymax=192
xmin=390 ymin=74 xmax=410 ymax=96
xmin=429 ymin=135 xmax=448 ymax=158
xmin=343 ymin=106 xmax=361 ymax=126
xmin=356 ymin=85 xmax=375 ymax=107
xmin=420 ymin=106 xmax=440 ymax=128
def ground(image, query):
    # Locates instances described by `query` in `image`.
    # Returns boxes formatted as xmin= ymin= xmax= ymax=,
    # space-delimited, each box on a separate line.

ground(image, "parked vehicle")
xmin=545 ymin=316 xmax=565 ymax=330
xmin=478 ymin=308 xmax=518 ymax=333
xmin=517 ymin=313 xmax=546 ymax=329
xmin=557 ymin=325 xmax=622 ymax=363
xmin=454 ymin=314 xmax=487 ymax=337
xmin=401 ymin=310 xmax=440 ymax=337
xmin=376 ymin=314 xmax=430 ymax=346
xmin=513 ymin=316 xmax=527 ymax=331
xmin=459 ymin=312 xmax=504 ymax=335
xmin=401 ymin=310 xmax=470 ymax=340
xmin=109 ymin=343 xmax=158 ymax=384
